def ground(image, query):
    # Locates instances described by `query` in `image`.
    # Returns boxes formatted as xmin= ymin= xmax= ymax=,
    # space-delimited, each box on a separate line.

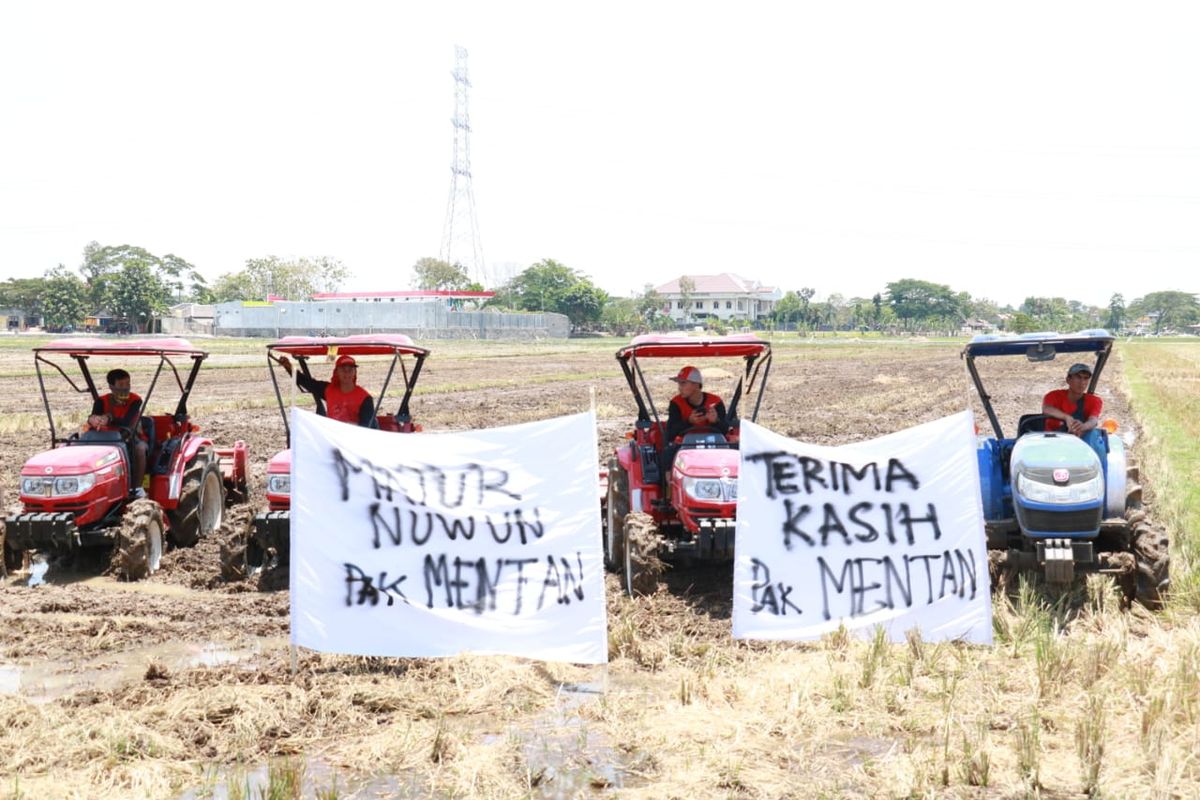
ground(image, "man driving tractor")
xmin=87 ymin=368 xmax=148 ymax=495
xmin=665 ymin=365 xmax=729 ymax=442
xmin=1042 ymin=361 xmax=1105 ymax=461
xmin=661 ymin=365 xmax=730 ymax=478
xmin=277 ymin=354 xmax=377 ymax=427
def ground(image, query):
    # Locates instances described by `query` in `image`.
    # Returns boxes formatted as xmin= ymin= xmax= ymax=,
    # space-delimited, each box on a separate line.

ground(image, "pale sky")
xmin=1 ymin=1 xmax=1197 ymax=308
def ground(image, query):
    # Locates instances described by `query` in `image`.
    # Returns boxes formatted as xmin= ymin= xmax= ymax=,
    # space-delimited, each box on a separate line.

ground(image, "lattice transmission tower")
xmin=439 ymin=45 xmax=486 ymax=286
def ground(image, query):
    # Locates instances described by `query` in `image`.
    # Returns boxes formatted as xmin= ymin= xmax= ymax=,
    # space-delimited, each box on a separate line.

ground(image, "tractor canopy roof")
xmin=267 ymin=334 xmax=429 ymax=358
xmin=35 ymin=337 xmax=206 ymax=358
xmin=617 ymin=334 xmax=770 ymax=360
xmin=963 ymin=329 xmax=1114 ymax=359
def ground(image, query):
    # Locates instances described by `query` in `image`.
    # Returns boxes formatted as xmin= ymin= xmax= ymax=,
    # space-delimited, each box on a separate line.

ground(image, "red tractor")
xmin=604 ymin=334 xmax=772 ymax=596
xmin=244 ymin=335 xmax=430 ymax=572
xmin=3 ymin=338 xmax=249 ymax=580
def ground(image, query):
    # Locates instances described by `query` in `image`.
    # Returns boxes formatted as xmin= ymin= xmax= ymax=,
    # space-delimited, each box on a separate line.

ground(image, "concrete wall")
xmin=214 ymin=301 xmax=570 ymax=340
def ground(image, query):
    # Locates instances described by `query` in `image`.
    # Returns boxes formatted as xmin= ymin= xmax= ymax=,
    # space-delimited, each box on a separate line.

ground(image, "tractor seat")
xmin=1017 ymin=414 xmax=1047 ymax=436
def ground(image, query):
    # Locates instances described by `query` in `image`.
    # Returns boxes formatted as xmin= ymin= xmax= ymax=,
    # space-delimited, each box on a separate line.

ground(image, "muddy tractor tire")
xmin=1121 ymin=460 xmax=1169 ymax=608
xmin=622 ymin=512 xmax=665 ymax=597
xmin=605 ymin=460 xmax=629 ymax=572
xmin=218 ymin=508 xmax=263 ymax=582
xmin=111 ymin=498 xmax=165 ymax=581
xmin=170 ymin=453 xmax=225 ymax=548
xmin=1 ymin=518 xmax=20 ymax=578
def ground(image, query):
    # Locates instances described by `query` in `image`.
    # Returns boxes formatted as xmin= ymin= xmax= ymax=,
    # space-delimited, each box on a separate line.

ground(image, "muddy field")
xmin=0 ymin=336 xmax=1180 ymax=798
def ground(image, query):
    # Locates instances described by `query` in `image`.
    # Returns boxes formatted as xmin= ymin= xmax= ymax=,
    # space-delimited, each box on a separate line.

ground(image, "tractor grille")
xmin=1021 ymin=506 xmax=1102 ymax=534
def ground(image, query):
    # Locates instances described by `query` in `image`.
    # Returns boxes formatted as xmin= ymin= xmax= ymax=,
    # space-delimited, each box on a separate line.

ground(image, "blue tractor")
xmin=964 ymin=329 xmax=1168 ymax=605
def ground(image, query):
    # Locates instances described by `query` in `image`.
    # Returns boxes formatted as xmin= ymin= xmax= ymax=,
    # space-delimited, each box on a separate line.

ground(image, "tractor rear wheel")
xmin=605 ymin=460 xmax=629 ymax=572
xmin=622 ymin=512 xmax=664 ymax=597
xmin=1121 ymin=457 xmax=1169 ymax=608
xmin=170 ymin=453 xmax=225 ymax=548
xmin=111 ymin=498 xmax=164 ymax=581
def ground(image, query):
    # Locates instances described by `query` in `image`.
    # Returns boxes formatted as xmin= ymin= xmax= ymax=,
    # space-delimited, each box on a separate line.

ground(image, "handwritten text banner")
xmin=733 ymin=412 xmax=992 ymax=644
xmin=290 ymin=408 xmax=608 ymax=663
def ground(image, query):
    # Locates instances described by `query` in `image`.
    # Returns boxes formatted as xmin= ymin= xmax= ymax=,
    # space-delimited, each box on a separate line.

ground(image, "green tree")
xmin=1129 ymin=291 xmax=1200 ymax=334
xmin=1106 ymin=293 xmax=1125 ymax=332
xmin=636 ymin=285 xmax=672 ymax=330
xmin=210 ymin=255 xmax=350 ymax=302
xmin=411 ymin=257 xmax=472 ymax=291
xmin=80 ymin=243 xmax=206 ymax=310
xmin=0 ymin=277 xmax=47 ymax=318
xmin=41 ymin=267 xmax=88 ymax=330
xmin=797 ymin=287 xmax=816 ymax=329
xmin=489 ymin=259 xmax=608 ymax=332
xmin=1007 ymin=312 xmax=1038 ymax=334
xmin=110 ymin=261 xmax=169 ymax=332
xmin=677 ymin=276 xmax=696 ymax=325
xmin=560 ymin=283 xmax=607 ymax=331
xmin=886 ymin=279 xmax=964 ymax=332
xmin=1019 ymin=296 xmax=1073 ymax=330
xmin=601 ymin=297 xmax=642 ymax=336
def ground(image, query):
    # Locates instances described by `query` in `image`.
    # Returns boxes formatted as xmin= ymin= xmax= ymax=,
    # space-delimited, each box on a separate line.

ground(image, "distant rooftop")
xmin=654 ymin=273 xmax=776 ymax=295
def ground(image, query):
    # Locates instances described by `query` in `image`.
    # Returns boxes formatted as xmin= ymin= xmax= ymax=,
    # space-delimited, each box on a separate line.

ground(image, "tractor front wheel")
xmin=622 ymin=512 xmax=664 ymax=597
xmin=605 ymin=460 xmax=629 ymax=572
xmin=111 ymin=498 xmax=164 ymax=581
xmin=218 ymin=509 xmax=263 ymax=582
xmin=170 ymin=453 xmax=225 ymax=548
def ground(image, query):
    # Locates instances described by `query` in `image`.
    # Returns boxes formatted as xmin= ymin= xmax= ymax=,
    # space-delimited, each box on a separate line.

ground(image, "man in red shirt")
xmin=88 ymin=368 xmax=149 ymax=495
xmin=1042 ymin=362 xmax=1102 ymax=436
xmin=278 ymin=354 xmax=377 ymax=427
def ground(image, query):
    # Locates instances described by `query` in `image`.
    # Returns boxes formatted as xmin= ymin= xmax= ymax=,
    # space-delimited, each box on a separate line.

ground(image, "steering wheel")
xmin=1017 ymin=414 xmax=1056 ymax=436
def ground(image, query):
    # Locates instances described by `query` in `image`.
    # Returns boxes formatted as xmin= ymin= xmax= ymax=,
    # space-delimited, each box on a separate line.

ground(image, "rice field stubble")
xmin=0 ymin=335 xmax=1195 ymax=798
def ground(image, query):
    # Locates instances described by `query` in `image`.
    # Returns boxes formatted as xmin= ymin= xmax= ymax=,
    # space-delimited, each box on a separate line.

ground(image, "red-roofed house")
xmin=654 ymin=274 xmax=781 ymax=325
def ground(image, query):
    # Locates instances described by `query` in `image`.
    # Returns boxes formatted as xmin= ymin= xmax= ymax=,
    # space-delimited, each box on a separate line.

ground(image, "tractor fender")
xmin=168 ymin=436 xmax=214 ymax=501
xmin=975 ymin=438 xmax=1004 ymax=521
xmin=615 ymin=441 xmax=636 ymax=474
xmin=1104 ymin=433 xmax=1127 ymax=519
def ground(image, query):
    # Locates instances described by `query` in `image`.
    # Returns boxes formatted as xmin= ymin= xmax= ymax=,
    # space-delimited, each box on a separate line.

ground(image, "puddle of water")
xmin=27 ymin=559 xmax=49 ymax=587
xmin=494 ymin=677 xmax=642 ymax=796
xmin=178 ymin=757 xmax=429 ymax=800
xmin=0 ymin=635 xmax=289 ymax=704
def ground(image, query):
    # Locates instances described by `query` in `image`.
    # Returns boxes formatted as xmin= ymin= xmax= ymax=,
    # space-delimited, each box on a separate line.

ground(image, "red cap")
xmin=334 ymin=355 xmax=357 ymax=368
xmin=670 ymin=365 xmax=703 ymax=384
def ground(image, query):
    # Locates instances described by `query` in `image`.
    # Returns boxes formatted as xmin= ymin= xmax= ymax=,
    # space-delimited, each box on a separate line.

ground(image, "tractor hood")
xmin=1011 ymin=433 xmax=1101 ymax=480
xmin=21 ymin=445 xmax=123 ymax=476
xmin=673 ymin=448 xmax=740 ymax=479
xmin=267 ymin=449 xmax=292 ymax=474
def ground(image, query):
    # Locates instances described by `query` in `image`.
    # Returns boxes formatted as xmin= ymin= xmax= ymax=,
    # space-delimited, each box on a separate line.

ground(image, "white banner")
xmin=733 ymin=412 xmax=991 ymax=644
xmin=290 ymin=408 xmax=608 ymax=664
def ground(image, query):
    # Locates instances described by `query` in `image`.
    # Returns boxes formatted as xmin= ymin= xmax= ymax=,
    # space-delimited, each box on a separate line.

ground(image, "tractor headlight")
xmin=267 ymin=474 xmax=291 ymax=495
xmin=724 ymin=478 xmax=737 ymax=500
xmin=683 ymin=477 xmax=723 ymax=501
xmin=53 ymin=475 xmax=95 ymax=496
xmin=1017 ymin=473 xmax=1104 ymax=504
xmin=21 ymin=477 xmax=46 ymax=496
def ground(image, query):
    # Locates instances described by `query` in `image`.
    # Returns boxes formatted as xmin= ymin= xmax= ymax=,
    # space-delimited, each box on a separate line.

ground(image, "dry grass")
xmin=2 ymin=336 xmax=1199 ymax=797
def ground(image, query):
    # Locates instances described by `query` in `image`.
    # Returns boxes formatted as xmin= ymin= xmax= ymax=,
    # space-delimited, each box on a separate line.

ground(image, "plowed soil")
xmin=0 ymin=336 xmax=1160 ymax=798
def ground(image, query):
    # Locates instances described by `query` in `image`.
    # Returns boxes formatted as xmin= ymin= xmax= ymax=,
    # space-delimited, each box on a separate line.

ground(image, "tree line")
xmin=0 ymin=244 xmax=349 ymax=332
xmin=2 ymin=245 xmax=1195 ymax=337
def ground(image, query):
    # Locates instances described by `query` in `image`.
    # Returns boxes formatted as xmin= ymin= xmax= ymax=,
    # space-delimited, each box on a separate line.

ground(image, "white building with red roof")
xmin=653 ymin=274 xmax=781 ymax=325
